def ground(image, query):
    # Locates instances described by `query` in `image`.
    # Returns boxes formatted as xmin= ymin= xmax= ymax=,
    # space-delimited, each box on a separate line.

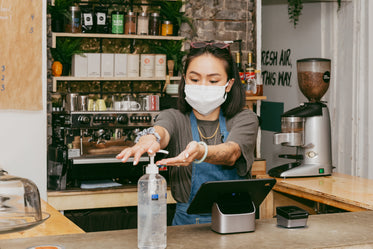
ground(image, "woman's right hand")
xmin=116 ymin=134 xmax=161 ymax=165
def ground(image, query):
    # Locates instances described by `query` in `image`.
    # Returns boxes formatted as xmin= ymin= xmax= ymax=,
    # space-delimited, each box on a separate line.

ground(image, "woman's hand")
xmin=156 ymin=141 xmax=241 ymax=167
xmin=116 ymin=134 xmax=161 ymax=165
xmin=156 ymin=141 xmax=204 ymax=167
xmin=116 ymin=126 xmax=170 ymax=165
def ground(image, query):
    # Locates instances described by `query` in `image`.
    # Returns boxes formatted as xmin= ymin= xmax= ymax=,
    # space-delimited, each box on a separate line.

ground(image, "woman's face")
xmin=185 ymin=54 xmax=231 ymax=87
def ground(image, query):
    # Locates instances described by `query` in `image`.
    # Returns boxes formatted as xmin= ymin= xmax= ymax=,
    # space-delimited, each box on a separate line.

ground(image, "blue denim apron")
xmin=172 ymin=111 xmax=244 ymax=225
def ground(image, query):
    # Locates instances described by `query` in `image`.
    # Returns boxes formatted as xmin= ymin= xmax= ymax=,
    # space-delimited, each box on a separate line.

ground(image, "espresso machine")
xmin=48 ymin=109 xmax=160 ymax=190
xmin=268 ymin=58 xmax=333 ymax=178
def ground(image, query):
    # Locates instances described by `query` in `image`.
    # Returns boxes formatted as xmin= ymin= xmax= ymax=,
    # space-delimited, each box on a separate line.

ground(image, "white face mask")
xmin=185 ymin=82 xmax=229 ymax=116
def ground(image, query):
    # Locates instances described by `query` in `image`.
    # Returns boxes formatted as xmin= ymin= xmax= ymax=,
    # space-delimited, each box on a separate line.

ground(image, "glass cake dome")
xmin=0 ymin=167 xmax=49 ymax=233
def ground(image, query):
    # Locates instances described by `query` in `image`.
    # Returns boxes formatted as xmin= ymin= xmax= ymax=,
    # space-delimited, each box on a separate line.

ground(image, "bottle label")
xmin=83 ymin=13 xmax=93 ymax=26
xmin=112 ymin=14 xmax=124 ymax=33
xmin=97 ymin=12 xmax=106 ymax=25
xmin=245 ymin=71 xmax=255 ymax=80
xmin=245 ymin=71 xmax=257 ymax=95
xmin=239 ymin=72 xmax=245 ymax=83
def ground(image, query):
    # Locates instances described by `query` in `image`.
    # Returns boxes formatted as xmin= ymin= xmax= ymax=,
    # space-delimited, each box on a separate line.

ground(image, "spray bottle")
xmin=138 ymin=150 xmax=168 ymax=249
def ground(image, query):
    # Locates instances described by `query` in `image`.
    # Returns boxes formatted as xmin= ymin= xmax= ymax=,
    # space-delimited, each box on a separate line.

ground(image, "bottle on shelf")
xmin=161 ymin=20 xmax=173 ymax=36
xmin=66 ymin=5 xmax=82 ymax=33
xmin=235 ymin=52 xmax=245 ymax=84
xmin=245 ymin=52 xmax=257 ymax=96
xmin=111 ymin=10 xmax=124 ymax=34
xmin=138 ymin=150 xmax=168 ymax=249
xmin=125 ymin=12 xmax=137 ymax=35
xmin=149 ymin=13 xmax=161 ymax=36
xmin=137 ymin=12 xmax=149 ymax=35
xmin=255 ymin=69 xmax=263 ymax=96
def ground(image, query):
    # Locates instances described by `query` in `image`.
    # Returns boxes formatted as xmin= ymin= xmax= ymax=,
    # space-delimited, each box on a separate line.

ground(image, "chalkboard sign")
xmin=0 ymin=0 xmax=43 ymax=110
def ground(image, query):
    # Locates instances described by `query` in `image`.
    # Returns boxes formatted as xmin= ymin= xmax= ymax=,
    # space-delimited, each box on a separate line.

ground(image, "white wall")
xmin=261 ymin=0 xmax=373 ymax=179
xmin=261 ymin=2 xmax=331 ymax=170
xmin=0 ymin=112 xmax=47 ymax=199
xmin=0 ymin=1 xmax=47 ymax=199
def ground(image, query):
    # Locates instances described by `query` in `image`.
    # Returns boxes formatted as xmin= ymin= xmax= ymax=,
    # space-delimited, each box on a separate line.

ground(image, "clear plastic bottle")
xmin=138 ymin=150 xmax=168 ymax=249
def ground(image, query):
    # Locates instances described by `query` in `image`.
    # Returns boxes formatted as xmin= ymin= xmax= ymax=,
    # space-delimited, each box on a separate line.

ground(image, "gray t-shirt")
xmin=155 ymin=108 xmax=259 ymax=203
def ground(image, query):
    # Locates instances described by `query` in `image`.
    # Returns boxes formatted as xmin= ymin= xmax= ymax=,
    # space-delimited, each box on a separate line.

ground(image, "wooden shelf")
xmin=52 ymin=76 xmax=181 ymax=92
xmin=245 ymin=96 xmax=267 ymax=101
xmin=52 ymin=32 xmax=185 ymax=48
xmin=48 ymin=186 xmax=176 ymax=211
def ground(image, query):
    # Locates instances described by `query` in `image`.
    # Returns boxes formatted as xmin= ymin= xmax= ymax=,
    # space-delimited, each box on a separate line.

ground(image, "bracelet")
xmin=194 ymin=141 xmax=208 ymax=164
xmin=134 ymin=127 xmax=161 ymax=144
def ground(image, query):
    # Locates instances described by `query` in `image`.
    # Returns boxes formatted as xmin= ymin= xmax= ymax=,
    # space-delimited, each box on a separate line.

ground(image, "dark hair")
xmin=177 ymin=44 xmax=246 ymax=118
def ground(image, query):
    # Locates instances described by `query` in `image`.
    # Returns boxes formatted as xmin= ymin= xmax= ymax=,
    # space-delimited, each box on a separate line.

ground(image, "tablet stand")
xmin=187 ymin=179 xmax=276 ymax=234
xmin=211 ymin=200 xmax=256 ymax=234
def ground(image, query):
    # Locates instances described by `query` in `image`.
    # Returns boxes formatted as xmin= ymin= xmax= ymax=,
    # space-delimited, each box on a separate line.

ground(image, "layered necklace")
xmin=197 ymin=122 xmax=220 ymax=145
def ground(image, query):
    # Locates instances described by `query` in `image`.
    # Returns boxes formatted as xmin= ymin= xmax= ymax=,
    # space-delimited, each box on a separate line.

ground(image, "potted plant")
xmin=151 ymin=40 xmax=187 ymax=76
xmin=288 ymin=0 xmax=342 ymax=27
xmin=47 ymin=0 xmax=75 ymax=32
xmin=158 ymin=0 xmax=196 ymax=36
xmin=51 ymin=38 xmax=84 ymax=76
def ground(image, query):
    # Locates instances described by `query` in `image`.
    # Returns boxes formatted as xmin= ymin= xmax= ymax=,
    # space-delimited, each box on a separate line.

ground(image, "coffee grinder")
xmin=268 ymin=58 xmax=333 ymax=178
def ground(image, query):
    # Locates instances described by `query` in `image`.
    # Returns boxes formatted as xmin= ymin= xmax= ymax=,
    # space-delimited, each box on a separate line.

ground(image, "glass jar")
xmin=66 ymin=6 xmax=82 ymax=33
xmin=161 ymin=20 xmax=173 ymax=36
xmin=137 ymin=12 xmax=149 ymax=35
xmin=111 ymin=11 xmax=124 ymax=34
xmin=149 ymin=13 xmax=160 ymax=35
xmin=125 ymin=12 xmax=137 ymax=35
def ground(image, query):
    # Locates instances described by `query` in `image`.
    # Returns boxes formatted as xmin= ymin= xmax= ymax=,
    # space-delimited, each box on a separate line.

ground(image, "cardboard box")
xmin=87 ymin=53 xmax=101 ymax=77
xmin=101 ymin=53 xmax=114 ymax=77
xmin=114 ymin=53 xmax=128 ymax=77
xmin=71 ymin=54 xmax=88 ymax=77
xmin=127 ymin=54 xmax=140 ymax=77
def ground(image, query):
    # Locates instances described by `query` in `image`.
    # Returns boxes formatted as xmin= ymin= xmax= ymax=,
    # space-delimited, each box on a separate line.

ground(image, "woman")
xmin=116 ymin=41 xmax=259 ymax=225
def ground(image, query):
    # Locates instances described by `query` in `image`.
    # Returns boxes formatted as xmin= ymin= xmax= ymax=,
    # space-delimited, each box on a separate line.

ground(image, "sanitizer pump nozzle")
xmin=138 ymin=149 xmax=168 ymax=249
xmin=145 ymin=149 xmax=168 ymax=174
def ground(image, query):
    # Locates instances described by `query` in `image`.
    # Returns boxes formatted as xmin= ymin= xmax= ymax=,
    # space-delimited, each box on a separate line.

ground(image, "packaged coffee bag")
xmin=95 ymin=6 xmax=108 ymax=33
xmin=81 ymin=5 xmax=94 ymax=33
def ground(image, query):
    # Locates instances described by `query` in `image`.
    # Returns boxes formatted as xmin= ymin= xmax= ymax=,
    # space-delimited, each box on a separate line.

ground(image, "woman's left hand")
xmin=156 ymin=141 xmax=204 ymax=167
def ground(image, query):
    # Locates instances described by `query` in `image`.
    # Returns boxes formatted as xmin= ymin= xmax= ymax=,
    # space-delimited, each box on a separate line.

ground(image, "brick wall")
xmin=181 ymin=0 xmax=256 ymax=63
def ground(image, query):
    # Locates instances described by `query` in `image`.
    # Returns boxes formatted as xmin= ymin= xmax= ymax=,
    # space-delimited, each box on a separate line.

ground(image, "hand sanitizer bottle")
xmin=138 ymin=150 xmax=168 ymax=249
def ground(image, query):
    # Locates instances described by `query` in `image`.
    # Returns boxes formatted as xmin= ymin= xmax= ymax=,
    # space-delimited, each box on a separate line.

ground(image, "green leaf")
xmin=288 ymin=0 xmax=303 ymax=28
xmin=51 ymin=38 xmax=84 ymax=65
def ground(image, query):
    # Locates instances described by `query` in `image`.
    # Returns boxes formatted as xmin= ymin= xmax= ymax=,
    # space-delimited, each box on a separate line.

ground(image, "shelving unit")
xmin=52 ymin=32 xmax=185 ymax=48
xmin=51 ymin=31 xmax=185 ymax=94
xmin=52 ymin=76 xmax=181 ymax=92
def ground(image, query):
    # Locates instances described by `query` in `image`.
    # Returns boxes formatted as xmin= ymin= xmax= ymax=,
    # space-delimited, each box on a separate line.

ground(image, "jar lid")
xmin=150 ymin=12 xmax=160 ymax=17
xmin=163 ymin=20 xmax=172 ymax=24
xmin=69 ymin=5 xmax=80 ymax=11
xmin=139 ymin=12 xmax=148 ymax=17
xmin=112 ymin=11 xmax=124 ymax=15
xmin=126 ymin=11 xmax=137 ymax=16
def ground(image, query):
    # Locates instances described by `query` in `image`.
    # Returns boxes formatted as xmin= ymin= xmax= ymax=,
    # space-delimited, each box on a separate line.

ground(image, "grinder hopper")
xmin=297 ymin=58 xmax=331 ymax=102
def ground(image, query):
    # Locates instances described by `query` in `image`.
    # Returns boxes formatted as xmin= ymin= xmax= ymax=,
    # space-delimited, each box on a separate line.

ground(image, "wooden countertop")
xmin=48 ymin=186 xmax=176 ymax=211
xmin=1 ymin=211 xmax=373 ymax=248
xmin=0 ymin=200 xmax=84 ymax=240
xmin=273 ymin=172 xmax=373 ymax=211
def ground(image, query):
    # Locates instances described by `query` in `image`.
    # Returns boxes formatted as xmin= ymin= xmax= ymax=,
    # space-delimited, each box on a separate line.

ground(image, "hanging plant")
xmin=288 ymin=0 xmax=342 ymax=28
